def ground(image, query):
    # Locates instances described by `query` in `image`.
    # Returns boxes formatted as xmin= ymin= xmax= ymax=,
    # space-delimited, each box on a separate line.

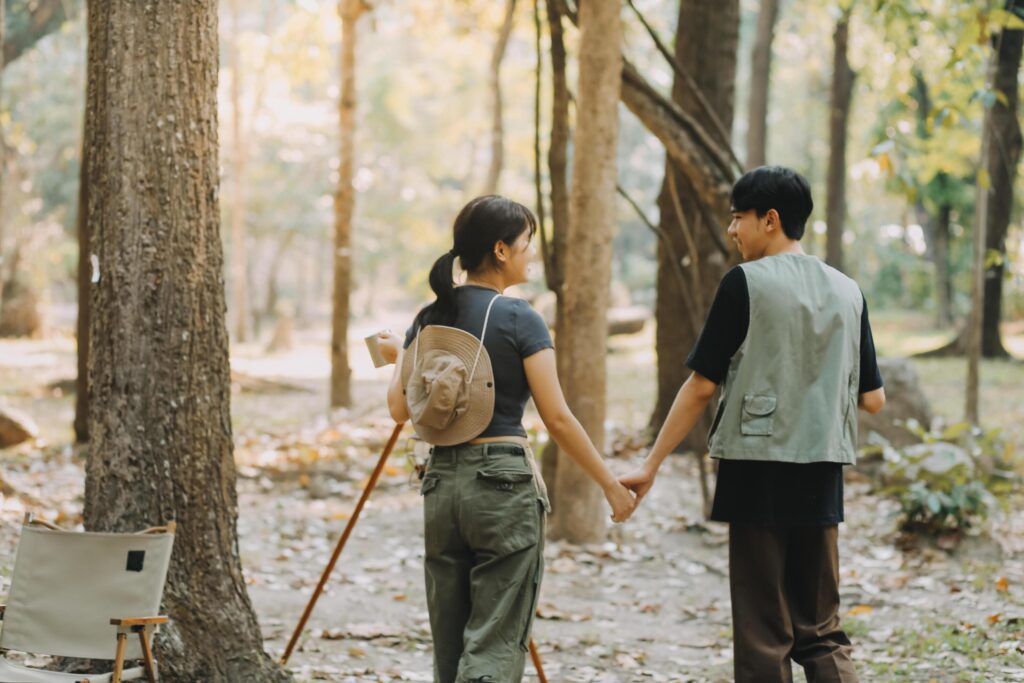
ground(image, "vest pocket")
xmin=741 ymin=393 xmax=777 ymax=436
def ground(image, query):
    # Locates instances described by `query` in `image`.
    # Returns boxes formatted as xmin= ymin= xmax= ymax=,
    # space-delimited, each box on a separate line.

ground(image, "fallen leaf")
xmin=988 ymin=613 xmax=1002 ymax=625
xmin=996 ymin=576 xmax=1010 ymax=593
xmin=847 ymin=605 xmax=873 ymax=617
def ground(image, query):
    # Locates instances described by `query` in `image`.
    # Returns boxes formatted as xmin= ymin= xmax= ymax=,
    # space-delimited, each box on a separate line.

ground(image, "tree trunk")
xmin=745 ymin=0 xmax=779 ymax=169
xmin=229 ymin=0 xmax=248 ymax=342
xmin=980 ymin=23 xmax=1022 ymax=359
xmin=482 ymin=0 xmax=517 ymax=195
xmin=264 ymin=230 xmax=297 ymax=320
xmin=80 ymin=4 xmax=289 ymax=681
xmin=826 ymin=12 xmax=854 ymax=272
xmin=539 ymin=0 xmax=571 ymax=511
xmin=330 ymin=0 xmax=365 ymax=409
xmin=549 ymin=0 xmax=621 ymax=544
xmin=934 ymin=202 xmax=954 ymax=328
xmin=75 ymin=133 xmax=90 ymax=444
xmin=650 ymin=0 xmax=739 ymax=453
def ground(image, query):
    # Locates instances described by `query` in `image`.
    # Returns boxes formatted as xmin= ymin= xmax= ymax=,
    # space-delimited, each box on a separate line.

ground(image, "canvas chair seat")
xmin=0 ymin=658 xmax=145 ymax=682
xmin=0 ymin=516 xmax=175 ymax=683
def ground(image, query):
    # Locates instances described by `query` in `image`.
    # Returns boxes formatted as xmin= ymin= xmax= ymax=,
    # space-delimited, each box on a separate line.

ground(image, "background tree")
xmin=550 ymin=0 xmax=622 ymax=543
xmin=229 ymin=0 xmax=249 ymax=342
xmin=648 ymin=0 xmax=740 ymax=460
xmin=746 ymin=0 xmax=780 ymax=169
xmin=80 ymin=3 xmax=288 ymax=680
xmin=538 ymin=0 xmax=571 ymax=509
xmin=482 ymin=0 xmax=517 ymax=195
xmin=2 ymin=0 xmax=78 ymax=68
xmin=330 ymin=0 xmax=367 ymax=409
xmin=826 ymin=6 xmax=855 ymax=272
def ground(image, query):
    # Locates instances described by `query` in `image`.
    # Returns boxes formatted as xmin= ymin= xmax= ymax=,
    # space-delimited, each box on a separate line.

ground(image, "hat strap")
xmin=467 ymin=294 xmax=501 ymax=383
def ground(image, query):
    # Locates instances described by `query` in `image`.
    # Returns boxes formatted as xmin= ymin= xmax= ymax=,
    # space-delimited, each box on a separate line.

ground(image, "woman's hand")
xmin=618 ymin=460 xmax=658 ymax=505
xmin=376 ymin=330 xmax=403 ymax=365
xmin=603 ymin=480 xmax=637 ymax=523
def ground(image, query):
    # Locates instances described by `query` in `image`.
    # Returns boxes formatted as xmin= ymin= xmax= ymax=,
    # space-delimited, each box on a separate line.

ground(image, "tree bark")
xmin=229 ymin=0 xmax=248 ymax=342
xmin=980 ymin=23 xmax=1022 ymax=359
xmin=745 ymin=0 xmax=779 ymax=169
xmin=549 ymin=0 xmax=621 ymax=544
xmin=826 ymin=12 xmax=854 ymax=272
xmin=330 ymin=0 xmax=365 ymax=408
xmin=650 ymin=0 xmax=739 ymax=455
xmin=80 ymin=3 xmax=288 ymax=681
xmin=482 ymin=0 xmax=517 ymax=195
xmin=539 ymin=0 xmax=570 ymax=509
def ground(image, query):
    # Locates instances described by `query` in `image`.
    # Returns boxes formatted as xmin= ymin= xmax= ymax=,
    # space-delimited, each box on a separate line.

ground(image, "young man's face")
xmin=727 ymin=208 xmax=770 ymax=260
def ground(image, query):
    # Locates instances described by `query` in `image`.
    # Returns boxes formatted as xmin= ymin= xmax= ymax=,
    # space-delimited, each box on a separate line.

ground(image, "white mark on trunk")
xmin=90 ymin=254 xmax=100 ymax=283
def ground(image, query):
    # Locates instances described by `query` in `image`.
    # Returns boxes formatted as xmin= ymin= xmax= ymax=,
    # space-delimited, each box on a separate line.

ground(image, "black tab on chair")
xmin=126 ymin=550 xmax=145 ymax=572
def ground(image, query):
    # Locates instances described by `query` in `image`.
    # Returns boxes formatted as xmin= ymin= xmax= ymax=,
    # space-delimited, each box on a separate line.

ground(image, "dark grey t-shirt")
xmin=404 ymin=285 xmax=554 ymax=440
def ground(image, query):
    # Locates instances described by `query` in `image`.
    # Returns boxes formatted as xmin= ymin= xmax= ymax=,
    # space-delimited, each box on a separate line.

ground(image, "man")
xmin=621 ymin=166 xmax=884 ymax=683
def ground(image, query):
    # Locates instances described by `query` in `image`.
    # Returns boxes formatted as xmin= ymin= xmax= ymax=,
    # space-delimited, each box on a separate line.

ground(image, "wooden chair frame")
xmin=0 ymin=516 xmax=176 ymax=683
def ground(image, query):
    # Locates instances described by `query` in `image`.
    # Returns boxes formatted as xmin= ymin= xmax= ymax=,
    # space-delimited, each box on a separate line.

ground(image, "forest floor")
xmin=1 ymin=314 xmax=1024 ymax=682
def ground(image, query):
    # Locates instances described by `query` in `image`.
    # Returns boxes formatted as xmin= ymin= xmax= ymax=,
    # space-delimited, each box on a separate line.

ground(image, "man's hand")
xmin=619 ymin=461 xmax=658 ymax=505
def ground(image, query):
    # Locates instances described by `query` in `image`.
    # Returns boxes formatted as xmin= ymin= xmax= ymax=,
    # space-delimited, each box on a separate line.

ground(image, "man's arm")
xmin=619 ymin=371 xmax=717 ymax=501
xmin=859 ymin=387 xmax=885 ymax=414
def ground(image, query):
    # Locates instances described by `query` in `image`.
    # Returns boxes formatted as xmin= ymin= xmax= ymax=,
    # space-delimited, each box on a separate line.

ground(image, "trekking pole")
xmin=529 ymin=637 xmax=548 ymax=683
xmin=280 ymin=422 xmax=406 ymax=665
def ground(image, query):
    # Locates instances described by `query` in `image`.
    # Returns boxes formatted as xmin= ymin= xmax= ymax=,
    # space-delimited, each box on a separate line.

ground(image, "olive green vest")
xmin=708 ymin=253 xmax=863 ymax=465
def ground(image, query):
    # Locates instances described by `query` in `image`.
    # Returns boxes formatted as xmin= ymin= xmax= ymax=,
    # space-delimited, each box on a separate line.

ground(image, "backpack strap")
xmin=467 ymin=294 xmax=502 ymax=383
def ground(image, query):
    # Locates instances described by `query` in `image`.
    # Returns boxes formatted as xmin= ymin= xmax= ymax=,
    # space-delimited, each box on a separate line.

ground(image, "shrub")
xmin=861 ymin=420 xmax=1018 ymax=534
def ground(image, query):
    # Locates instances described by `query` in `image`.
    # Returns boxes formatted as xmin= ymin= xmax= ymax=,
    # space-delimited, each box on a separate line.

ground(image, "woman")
xmin=377 ymin=195 xmax=635 ymax=682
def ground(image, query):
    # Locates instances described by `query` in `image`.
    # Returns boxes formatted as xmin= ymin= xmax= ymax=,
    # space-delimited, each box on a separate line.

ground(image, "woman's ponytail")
xmin=413 ymin=250 xmax=459 ymax=330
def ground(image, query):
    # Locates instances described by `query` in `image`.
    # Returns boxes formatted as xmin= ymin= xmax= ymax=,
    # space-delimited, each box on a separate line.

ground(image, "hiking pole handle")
xmin=280 ymin=421 xmax=406 ymax=665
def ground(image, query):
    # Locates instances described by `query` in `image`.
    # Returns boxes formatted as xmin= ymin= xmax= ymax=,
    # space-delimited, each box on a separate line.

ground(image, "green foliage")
xmin=863 ymin=420 xmax=1018 ymax=534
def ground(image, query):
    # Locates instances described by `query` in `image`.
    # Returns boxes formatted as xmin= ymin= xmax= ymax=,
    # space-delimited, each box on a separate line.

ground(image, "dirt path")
xmin=1 ymin=337 xmax=1023 ymax=681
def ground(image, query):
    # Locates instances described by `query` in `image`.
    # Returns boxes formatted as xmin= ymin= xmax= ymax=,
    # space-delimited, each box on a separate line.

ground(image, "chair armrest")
xmin=110 ymin=616 xmax=168 ymax=626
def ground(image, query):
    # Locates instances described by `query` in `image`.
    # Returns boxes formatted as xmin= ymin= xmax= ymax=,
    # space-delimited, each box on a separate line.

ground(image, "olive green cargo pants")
xmin=421 ymin=442 xmax=549 ymax=683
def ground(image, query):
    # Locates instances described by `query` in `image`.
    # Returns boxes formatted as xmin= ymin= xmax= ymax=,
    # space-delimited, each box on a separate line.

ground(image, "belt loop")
xmin=483 ymin=443 xmax=491 ymax=457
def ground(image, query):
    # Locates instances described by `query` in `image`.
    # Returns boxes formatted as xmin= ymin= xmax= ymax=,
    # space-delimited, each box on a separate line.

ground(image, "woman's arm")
xmin=523 ymin=348 xmax=636 ymax=522
xmin=377 ymin=331 xmax=410 ymax=423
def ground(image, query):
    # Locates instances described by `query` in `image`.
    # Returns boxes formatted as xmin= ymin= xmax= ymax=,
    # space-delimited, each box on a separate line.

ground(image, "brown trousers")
xmin=729 ymin=524 xmax=859 ymax=683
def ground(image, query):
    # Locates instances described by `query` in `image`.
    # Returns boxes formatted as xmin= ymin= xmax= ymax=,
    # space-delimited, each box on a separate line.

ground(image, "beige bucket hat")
xmin=400 ymin=295 xmax=502 ymax=446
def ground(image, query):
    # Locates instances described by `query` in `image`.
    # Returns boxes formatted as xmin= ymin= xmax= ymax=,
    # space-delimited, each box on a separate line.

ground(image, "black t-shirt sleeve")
xmin=858 ymin=294 xmax=883 ymax=393
xmin=514 ymin=300 xmax=555 ymax=358
xmin=686 ymin=267 xmax=750 ymax=384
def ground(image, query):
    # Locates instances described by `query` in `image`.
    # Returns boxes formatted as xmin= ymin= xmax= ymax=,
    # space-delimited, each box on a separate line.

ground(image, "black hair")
xmin=412 ymin=195 xmax=537 ymax=330
xmin=730 ymin=166 xmax=813 ymax=240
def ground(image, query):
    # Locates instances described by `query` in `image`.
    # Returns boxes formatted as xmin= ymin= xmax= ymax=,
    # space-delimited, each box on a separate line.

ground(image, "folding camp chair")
xmin=0 ymin=514 xmax=175 ymax=682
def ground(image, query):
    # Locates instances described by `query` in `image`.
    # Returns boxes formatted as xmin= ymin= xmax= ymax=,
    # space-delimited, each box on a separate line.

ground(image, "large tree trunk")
xmin=330 ymin=0 xmax=365 ymax=408
xmin=482 ymin=0 xmax=517 ymax=195
xmin=825 ymin=12 xmax=854 ymax=272
xmin=80 ymin=4 xmax=288 ymax=681
xmin=745 ymin=0 xmax=779 ymax=169
xmin=650 ymin=0 xmax=739 ymax=453
xmin=229 ymin=0 xmax=248 ymax=342
xmin=539 ymin=0 xmax=571 ymax=512
xmin=980 ymin=23 xmax=1022 ymax=359
xmin=549 ymin=0 xmax=621 ymax=544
